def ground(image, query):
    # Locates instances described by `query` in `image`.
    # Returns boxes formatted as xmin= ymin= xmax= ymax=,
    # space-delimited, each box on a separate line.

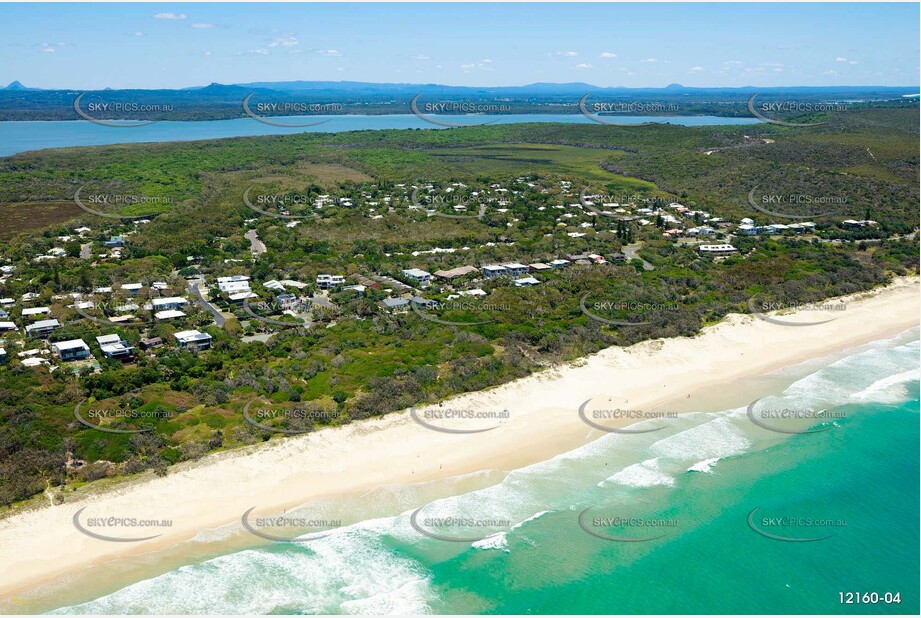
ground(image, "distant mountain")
xmin=4 ymin=81 xmax=39 ymax=91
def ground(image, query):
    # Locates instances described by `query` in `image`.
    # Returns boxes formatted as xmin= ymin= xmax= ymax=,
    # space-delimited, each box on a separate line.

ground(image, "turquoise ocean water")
xmin=49 ymin=331 xmax=919 ymax=615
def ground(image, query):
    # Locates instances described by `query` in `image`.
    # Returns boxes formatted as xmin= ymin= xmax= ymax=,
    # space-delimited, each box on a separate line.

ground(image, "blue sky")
xmin=1 ymin=3 xmax=918 ymax=89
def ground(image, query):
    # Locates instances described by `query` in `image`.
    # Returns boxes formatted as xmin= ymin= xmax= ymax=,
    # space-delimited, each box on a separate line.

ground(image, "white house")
xmin=96 ymin=334 xmax=135 ymax=360
xmin=316 ymin=274 xmax=345 ymax=290
xmin=513 ymin=277 xmax=541 ymax=287
xmin=151 ymin=297 xmax=188 ymax=311
xmin=402 ymin=268 xmax=432 ymax=287
xmin=155 ymin=309 xmax=187 ymax=321
xmin=25 ymin=319 xmax=60 ymax=338
xmin=51 ymin=339 xmax=91 ymax=361
xmin=482 ymin=265 xmax=508 ymax=279
xmin=698 ymin=244 xmax=739 ymax=257
xmin=174 ymin=330 xmax=213 ymax=351
xmin=503 ymin=263 xmax=529 ymax=277
xmin=21 ymin=307 xmax=50 ymax=319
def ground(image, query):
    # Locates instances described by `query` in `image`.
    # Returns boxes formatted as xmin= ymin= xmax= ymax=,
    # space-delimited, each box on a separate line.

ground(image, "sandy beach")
xmin=0 ymin=277 xmax=918 ymax=604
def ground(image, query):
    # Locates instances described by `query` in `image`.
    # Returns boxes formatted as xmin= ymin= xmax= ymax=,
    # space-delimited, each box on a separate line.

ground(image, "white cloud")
xmin=154 ymin=12 xmax=186 ymax=20
xmin=556 ymin=51 xmax=578 ymax=57
xmin=317 ymin=49 xmax=342 ymax=56
xmin=269 ymin=36 xmax=299 ymax=48
xmin=249 ymin=49 xmax=269 ymax=56
xmin=835 ymin=56 xmax=848 ymax=62
xmin=599 ymin=51 xmax=617 ymax=58
xmin=413 ymin=54 xmax=431 ymax=61
xmin=203 ymin=51 xmax=212 ymax=56
xmin=689 ymin=66 xmax=704 ymax=73
xmin=641 ymin=57 xmax=657 ymax=63
xmin=824 ymin=70 xmax=838 ymax=75
xmin=134 ymin=31 xmax=144 ymax=37
xmin=723 ymin=60 xmax=743 ymax=67
xmin=575 ymin=63 xmax=593 ymax=69
xmin=191 ymin=23 xmax=214 ymax=29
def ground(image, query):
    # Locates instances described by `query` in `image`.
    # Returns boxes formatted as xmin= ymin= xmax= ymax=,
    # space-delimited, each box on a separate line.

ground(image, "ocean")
xmin=46 ymin=330 xmax=920 ymax=615
xmin=0 ymin=114 xmax=761 ymax=158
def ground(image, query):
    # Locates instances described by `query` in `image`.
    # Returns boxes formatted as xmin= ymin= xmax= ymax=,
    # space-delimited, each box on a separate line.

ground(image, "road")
xmin=244 ymin=229 xmax=267 ymax=255
xmin=623 ymin=243 xmax=655 ymax=271
xmin=187 ymin=279 xmax=228 ymax=327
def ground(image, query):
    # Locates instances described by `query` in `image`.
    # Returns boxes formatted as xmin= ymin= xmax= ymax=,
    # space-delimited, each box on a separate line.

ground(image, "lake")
xmin=0 ymin=114 xmax=761 ymax=157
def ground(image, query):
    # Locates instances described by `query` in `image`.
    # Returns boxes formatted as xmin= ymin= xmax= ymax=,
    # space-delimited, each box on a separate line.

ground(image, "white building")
xmin=316 ymin=274 xmax=345 ymax=290
xmin=698 ymin=244 xmax=739 ymax=257
xmin=25 ymin=319 xmax=60 ymax=338
xmin=174 ymin=330 xmax=213 ymax=351
xmin=151 ymin=297 xmax=188 ymax=311
xmin=402 ymin=268 xmax=432 ymax=287
xmin=482 ymin=265 xmax=508 ymax=279
xmin=51 ymin=339 xmax=91 ymax=361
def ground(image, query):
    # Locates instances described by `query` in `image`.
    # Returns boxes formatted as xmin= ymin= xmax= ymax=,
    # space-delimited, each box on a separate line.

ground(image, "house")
xmin=354 ymin=275 xmax=382 ymax=291
xmin=737 ymin=224 xmax=759 ymax=236
xmin=410 ymin=296 xmax=438 ymax=309
xmin=607 ymin=253 xmax=627 ymax=263
xmin=276 ymin=293 xmax=299 ymax=310
xmin=228 ymin=291 xmax=257 ymax=303
xmin=121 ymin=283 xmax=144 ymax=294
xmin=765 ymin=224 xmax=790 ymax=234
xmin=316 ymin=274 xmax=345 ymax=290
xmin=434 ymin=266 xmax=478 ymax=281
xmin=51 ymin=339 xmax=91 ymax=361
xmin=174 ymin=330 xmax=213 ymax=351
xmin=151 ymin=297 xmax=188 ymax=311
xmin=96 ymin=334 xmax=135 ymax=361
xmin=155 ymin=309 xmax=187 ymax=321
xmin=549 ymin=259 xmax=570 ymax=269
xmin=842 ymin=219 xmax=877 ymax=228
xmin=380 ymin=297 xmax=410 ymax=312
xmin=503 ymin=263 xmax=528 ymax=277
xmin=459 ymin=288 xmax=487 ymax=297
xmin=528 ymin=263 xmax=552 ymax=273
xmin=139 ymin=336 xmax=163 ymax=350
xmin=482 ymin=265 xmax=508 ymax=279
xmin=217 ymin=276 xmax=251 ymax=294
xmin=25 ymin=319 xmax=60 ymax=338
xmin=698 ymin=244 xmax=739 ymax=257
xmin=402 ymin=268 xmax=432 ymax=287
xmin=21 ymin=307 xmax=50 ymax=319
xmin=264 ymin=280 xmax=286 ymax=291
xmin=513 ymin=277 xmax=541 ymax=287
xmin=0 ymin=348 xmax=6 ymax=364
xmin=0 ymin=321 xmax=18 ymax=332
xmin=104 ymin=235 xmax=125 ymax=248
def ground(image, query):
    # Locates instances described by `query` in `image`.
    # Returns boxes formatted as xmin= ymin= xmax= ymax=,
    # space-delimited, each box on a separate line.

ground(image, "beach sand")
xmin=0 ymin=277 xmax=918 ymax=606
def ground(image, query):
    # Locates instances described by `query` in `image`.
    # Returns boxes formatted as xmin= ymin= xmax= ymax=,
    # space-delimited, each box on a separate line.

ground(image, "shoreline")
xmin=1 ymin=276 xmax=918 ymax=605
